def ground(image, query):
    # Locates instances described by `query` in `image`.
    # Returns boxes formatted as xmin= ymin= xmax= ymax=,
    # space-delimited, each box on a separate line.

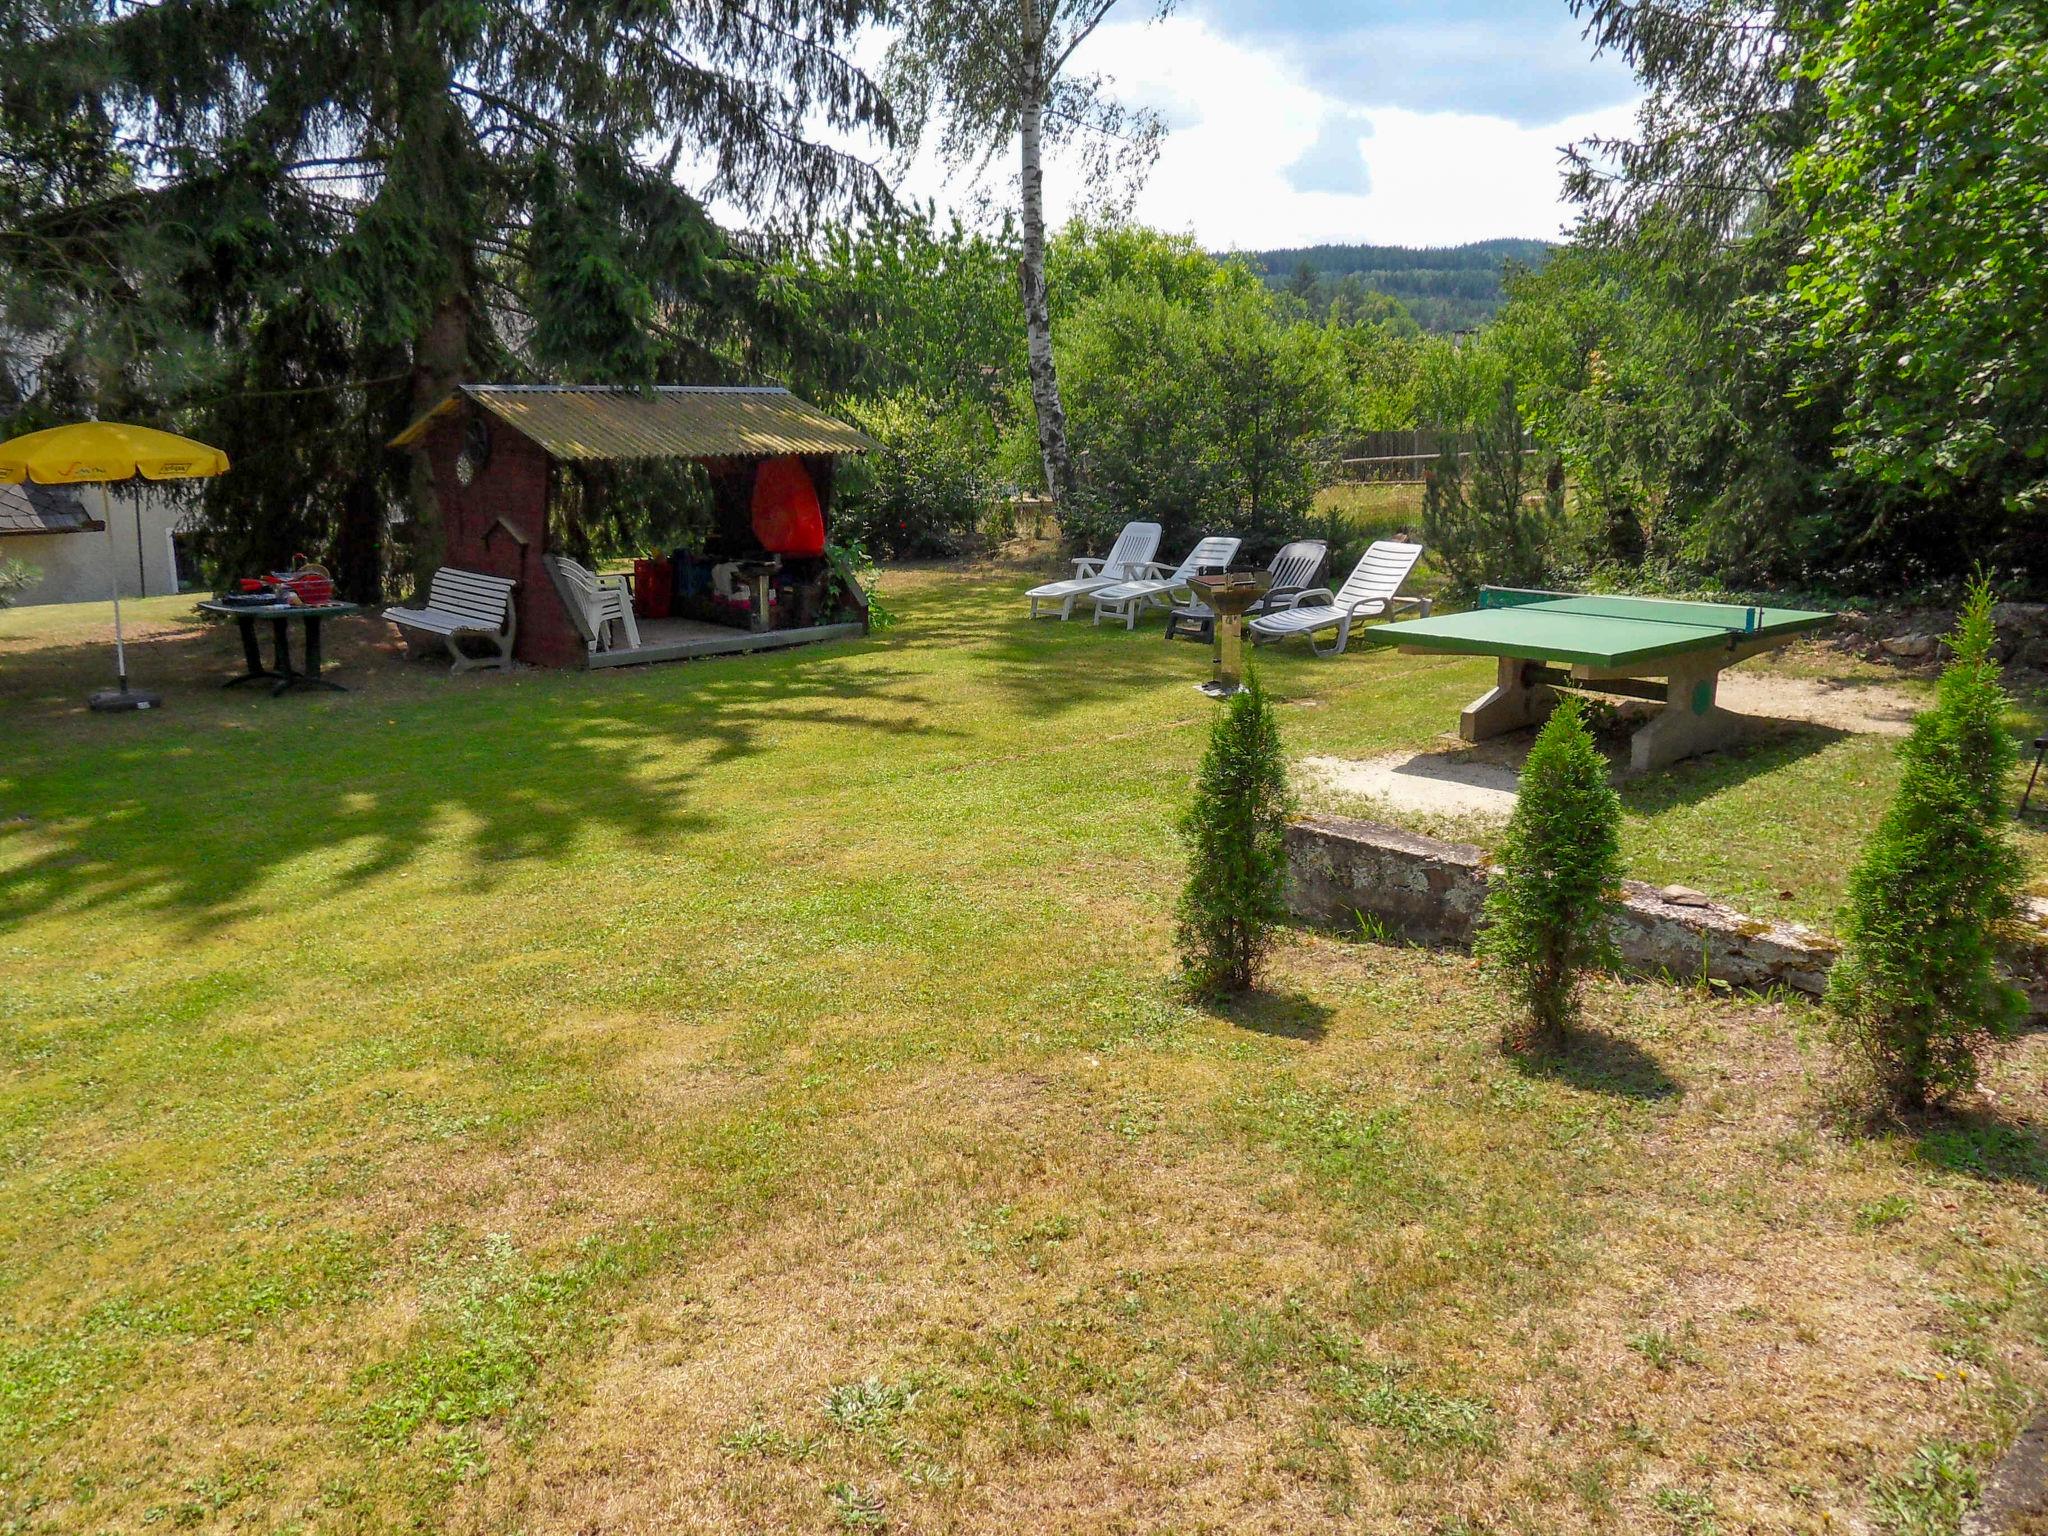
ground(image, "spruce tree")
xmin=1176 ymin=671 xmax=1290 ymax=998
xmin=1478 ymin=694 xmax=1624 ymax=1053
xmin=0 ymin=0 xmax=896 ymax=595
xmin=1827 ymin=580 xmax=2027 ymax=1110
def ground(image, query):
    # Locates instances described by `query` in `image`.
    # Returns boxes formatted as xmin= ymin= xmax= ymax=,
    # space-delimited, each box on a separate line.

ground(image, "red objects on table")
xmin=749 ymin=456 xmax=825 ymax=557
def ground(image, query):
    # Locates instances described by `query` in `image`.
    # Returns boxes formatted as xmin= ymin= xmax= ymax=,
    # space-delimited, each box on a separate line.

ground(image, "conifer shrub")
xmin=1176 ymin=670 xmax=1291 ymax=998
xmin=1827 ymin=580 xmax=2027 ymax=1111
xmin=1477 ymin=694 xmax=1624 ymax=1052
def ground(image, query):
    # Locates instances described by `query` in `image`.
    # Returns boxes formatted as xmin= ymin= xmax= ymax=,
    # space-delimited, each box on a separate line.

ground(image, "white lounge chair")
xmin=1165 ymin=539 xmax=1327 ymax=642
xmin=1249 ymin=540 xmax=1430 ymax=656
xmin=1091 ymin=535 xmax=1242 ymax=629
xmin=1025 ymin=520 xmax=1162 ymax=620
xmin=546 ymin=554 xmax=639 ymax=654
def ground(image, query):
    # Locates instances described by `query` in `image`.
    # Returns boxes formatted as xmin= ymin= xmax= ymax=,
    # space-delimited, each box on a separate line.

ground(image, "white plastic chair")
xmin=1090 ymin=535 xmax=1242 ymax=629
xmin=1249 ymin=540 xmax=1430 ymax=656
xmin=550 ymin=555 xmax=640 ymax=653
xmin=1025 ymin=521 xmax=1163 ymax=620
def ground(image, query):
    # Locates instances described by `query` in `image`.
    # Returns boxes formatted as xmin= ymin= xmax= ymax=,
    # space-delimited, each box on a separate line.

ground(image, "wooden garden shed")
xmin=390 ymin=383 xmax=876 ymax=669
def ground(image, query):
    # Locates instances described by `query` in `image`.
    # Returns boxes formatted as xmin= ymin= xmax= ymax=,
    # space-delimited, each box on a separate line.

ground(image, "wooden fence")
xmin=1336 ymin=429 xmax=1532 ymax=483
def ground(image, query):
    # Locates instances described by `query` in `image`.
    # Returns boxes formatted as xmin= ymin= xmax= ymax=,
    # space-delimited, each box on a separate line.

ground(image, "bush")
xmin=1420 ymin=378 xmax=1564 ymax=594
xmin=1056 ymin=280 xmax=1342 ymax=564
xmin=1826 ymin=580 xmax=2027 ymax=1111
xmin=832 ymin=391 xmax=996 ymax=559
xmin=0 ymin=555 xmax=34 ymax=607
xmin=1176 ymin=670 xmax=1291 ymax=998
xmin=1477 ymin=694 xmax=1623 ymax=1052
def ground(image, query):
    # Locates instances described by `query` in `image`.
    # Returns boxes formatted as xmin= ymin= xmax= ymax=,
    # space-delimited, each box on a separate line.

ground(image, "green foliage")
xmin=1869 ymin=1442 xmax=1978 ymax=1536
xmin=1056 ymin=280 xmax=1341 ymax=561
xmin=774 ymin=209 xmax=1023 ymax=411
xmin=833 ymin=392 xmax=997 ymax=558
xmin=1826 ymin=581 xmax=2027 ymax=1110
xmin=1176 ymin=671 xmax=1291 ymax=998
xmin=823 ymin=538 xmax=896 ymax=631
xmin=1783 ymin=0 xmax=2048 ymax=546
xmin=1478 ymin=695 xmax=1623 ymax=1052
xmin=0 ymin=555 xmax=33 ymax=607
xmin=1420 ymin=379 xmax=1563 ymax=594
xmin=1249 ymin=239 xmax=1553 ymax=332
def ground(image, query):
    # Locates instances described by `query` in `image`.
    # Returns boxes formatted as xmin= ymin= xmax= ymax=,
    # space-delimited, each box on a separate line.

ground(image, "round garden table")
xmin=199 ymin=599 xmax=362 ymax=695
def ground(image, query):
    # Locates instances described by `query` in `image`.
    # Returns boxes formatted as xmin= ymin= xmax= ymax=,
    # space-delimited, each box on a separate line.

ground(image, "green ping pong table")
xmin=1364 ymin=587 xmax=1835 ymax=772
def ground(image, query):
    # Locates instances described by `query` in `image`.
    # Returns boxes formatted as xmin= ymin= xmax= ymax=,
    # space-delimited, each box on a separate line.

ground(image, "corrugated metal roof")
xmin=0 ymin=481 xmax=101 ymax=537
xmin=389 ymin=384 xmax=876 ymax=459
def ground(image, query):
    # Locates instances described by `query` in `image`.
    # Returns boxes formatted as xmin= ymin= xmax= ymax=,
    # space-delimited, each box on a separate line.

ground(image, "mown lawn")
xmin=2 ymin=565 xmax=2046 ymax=1535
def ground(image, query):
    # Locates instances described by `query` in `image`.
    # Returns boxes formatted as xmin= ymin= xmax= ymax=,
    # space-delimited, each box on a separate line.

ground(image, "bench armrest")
xmin=1071 ymin=557 xmax=1105 ymax=579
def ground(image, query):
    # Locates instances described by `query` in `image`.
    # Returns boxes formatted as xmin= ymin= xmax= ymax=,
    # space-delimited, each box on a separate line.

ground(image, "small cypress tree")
xmin=1176 ymin=670 xmax=1291 ymax=997
xmin=1478 ymin=694 xmax=1624 ymax=1053
xmin=1827 ymin=579 xmax=2027 ymax=1111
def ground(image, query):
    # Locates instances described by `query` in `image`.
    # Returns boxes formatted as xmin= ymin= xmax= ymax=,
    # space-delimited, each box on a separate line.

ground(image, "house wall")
xmin=417 ymin=405 xmax=585 ymax=669
xmin=3 ymin=487 xmax=187 ymax=606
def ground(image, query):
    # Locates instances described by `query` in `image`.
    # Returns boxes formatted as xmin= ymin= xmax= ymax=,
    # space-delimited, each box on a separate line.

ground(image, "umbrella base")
xmin=88 ymin=688 xmax=163 ymax=713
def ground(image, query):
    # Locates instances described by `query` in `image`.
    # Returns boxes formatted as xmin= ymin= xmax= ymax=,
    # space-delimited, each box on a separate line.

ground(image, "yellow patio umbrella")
xmin=0 ymin=422 xmax=230 ymax=711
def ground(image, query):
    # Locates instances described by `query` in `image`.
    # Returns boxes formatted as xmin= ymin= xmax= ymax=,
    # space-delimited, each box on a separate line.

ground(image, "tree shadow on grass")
xmin=0 ymin=617 xmax=954 ymax=935
xmin=1511 ymin=1027 xmax=1683 ymax=1101
xmin=1908 ymin=1106 xmax=2048 ymax=1192
xmin=1200 ymin=988 xmax=1334 ymax=1042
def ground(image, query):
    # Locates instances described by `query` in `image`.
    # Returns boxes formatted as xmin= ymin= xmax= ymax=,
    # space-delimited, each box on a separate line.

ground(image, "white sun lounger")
xmin=1025 ymin=520 xmax=1162 ymax=620
xmin=1249 ymin=540 xmax=1430 ymax=656
xmin=1090 ymin=535 xmax=1242 ymax=629
xmin=1165 ymin=539 xmax=1327 ymax=641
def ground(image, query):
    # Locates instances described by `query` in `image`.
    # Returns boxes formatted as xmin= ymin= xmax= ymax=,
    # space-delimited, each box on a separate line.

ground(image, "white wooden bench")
xmin=385 ymin=567 xmax=519 ymax=673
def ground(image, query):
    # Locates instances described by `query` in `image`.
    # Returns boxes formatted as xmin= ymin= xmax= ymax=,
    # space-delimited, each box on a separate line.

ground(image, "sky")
xmin=880 ymin=0 xmax=1644 ymax=252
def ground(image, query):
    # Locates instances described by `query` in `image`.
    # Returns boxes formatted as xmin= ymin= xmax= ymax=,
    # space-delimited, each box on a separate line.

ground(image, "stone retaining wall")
xmin=1287 ymin=815 xmax=2047 ymax=1014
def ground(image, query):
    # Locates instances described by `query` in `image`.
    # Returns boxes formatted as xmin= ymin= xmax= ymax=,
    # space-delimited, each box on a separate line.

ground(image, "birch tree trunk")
xmin=1017 ymin=61 xmax=1078 ymax=510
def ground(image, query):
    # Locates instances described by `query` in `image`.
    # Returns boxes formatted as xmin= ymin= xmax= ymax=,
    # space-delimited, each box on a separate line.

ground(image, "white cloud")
xmin=876 ymin=14 xmax=1639 ymax=250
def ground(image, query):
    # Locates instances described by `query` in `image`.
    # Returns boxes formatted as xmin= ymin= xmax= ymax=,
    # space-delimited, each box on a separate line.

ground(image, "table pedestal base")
xmin=220 ymin=614 xmax=348 ymax=695
xmin=1458 ymin=654 xmax=1735 ymax=773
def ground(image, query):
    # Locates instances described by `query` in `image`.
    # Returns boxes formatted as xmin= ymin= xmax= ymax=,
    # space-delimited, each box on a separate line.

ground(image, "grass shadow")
xmin=1613 ymin=720 xmax=1854 ymax=813
xmin=1202 ymin=988 xmax=1334 ymax=1042
xmin=0 ymin=613 xmax=953 ymax=934
xmin=1909 ymin=1105 xmax=2048 ymax=1192
xmin=1511 ymin=1027 xmax=1683 ymax=1101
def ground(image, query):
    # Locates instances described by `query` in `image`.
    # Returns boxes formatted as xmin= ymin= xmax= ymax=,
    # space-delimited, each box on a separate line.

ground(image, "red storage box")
xmin=633 ymin=558 xmax=673 ymax=620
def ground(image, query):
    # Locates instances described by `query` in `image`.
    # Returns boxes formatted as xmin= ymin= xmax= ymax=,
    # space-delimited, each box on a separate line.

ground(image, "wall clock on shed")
xmin=455 ymin=416 xmax=492 ymax=487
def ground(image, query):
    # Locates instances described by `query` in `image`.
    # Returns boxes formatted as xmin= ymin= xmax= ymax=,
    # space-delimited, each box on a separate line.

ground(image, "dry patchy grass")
xmin=1 ymin=567 xmax=2044 ymax=1534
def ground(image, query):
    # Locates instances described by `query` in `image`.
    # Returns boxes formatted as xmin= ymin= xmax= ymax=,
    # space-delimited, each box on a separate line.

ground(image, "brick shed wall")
xmin=417 ymin=407 xmax=585 ymax=669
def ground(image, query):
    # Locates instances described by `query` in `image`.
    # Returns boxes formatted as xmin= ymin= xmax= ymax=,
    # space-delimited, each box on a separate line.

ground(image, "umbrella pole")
xmin=103 ymin=483 xmax=128 ymax=690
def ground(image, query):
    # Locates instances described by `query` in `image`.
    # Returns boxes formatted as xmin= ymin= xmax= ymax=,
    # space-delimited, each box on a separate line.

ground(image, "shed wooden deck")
xmin=586 ymin=617 xmax=864 ymax=668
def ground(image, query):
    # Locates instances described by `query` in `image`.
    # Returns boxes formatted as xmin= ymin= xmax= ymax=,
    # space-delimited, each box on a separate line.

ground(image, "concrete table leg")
xmin=1628 ymin=655 xmax=1734 ymax=772
xmin=1460 ymin=656 xmax=1557 ymax=743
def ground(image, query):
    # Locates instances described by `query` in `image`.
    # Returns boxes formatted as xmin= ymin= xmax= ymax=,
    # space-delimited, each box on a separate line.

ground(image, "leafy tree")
xmin=1203 ymin=286 xmax=1342 ymax=554
xmin=885 ymin=0 xmax=1175 ymax=515
xmin=1487 ymin=246 xmax=1696 ymax=568
xmin=1478 ymin=695 xmax=1623 ymax=1054
xmin=1053 ymin=278 xmax=1341 ymax=559
xmin=1826 ymin=581 xmax=2028 ymax=1111
xmin=1420 ymin=379 xmax=1561 ymax=593
xmin=774 ymin=207 xmax=1023 ymax=412
xmin=1781 ymin=0 xmax=2048 ymax=564
xmin=1047 ymin=218 xmax=1233 ymax=319
xmin=1176 ymin=670 xmax=1290 ymax=998
xmin=1 ymin=0 xmax=896 ymax=596
xmin=833 ymin=390 xmax=998 ymax=558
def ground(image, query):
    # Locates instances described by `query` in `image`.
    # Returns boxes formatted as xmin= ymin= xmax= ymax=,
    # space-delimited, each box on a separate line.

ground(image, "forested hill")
xmin=1241 ymin=238 xmax=1554 ymax=333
